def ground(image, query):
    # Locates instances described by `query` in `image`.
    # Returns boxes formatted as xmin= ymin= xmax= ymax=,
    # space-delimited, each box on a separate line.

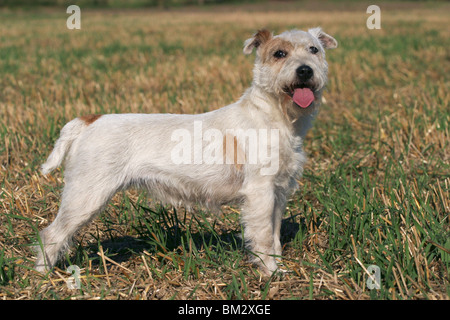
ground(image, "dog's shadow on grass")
xmin=63 ymin=211 xmax=302 ymax=270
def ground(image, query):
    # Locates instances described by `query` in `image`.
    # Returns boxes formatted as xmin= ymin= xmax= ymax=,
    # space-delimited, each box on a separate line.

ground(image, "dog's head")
xmin=244 ymin=28 xmax=337 ymax=109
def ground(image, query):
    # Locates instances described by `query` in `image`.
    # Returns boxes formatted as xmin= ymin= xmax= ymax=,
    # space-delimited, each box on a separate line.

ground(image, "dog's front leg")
xmin=241 ymin=183 xmax=279 ymax=275
xmin=272 ymin=191 xmax=287 ymax=258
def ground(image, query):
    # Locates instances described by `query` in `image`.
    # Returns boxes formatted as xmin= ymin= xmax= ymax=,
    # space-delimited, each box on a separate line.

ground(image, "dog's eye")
xmin=273 ymin=50 xmax=287 ymax=58
xmin=309 ymin=46 xmax=319 ymax=54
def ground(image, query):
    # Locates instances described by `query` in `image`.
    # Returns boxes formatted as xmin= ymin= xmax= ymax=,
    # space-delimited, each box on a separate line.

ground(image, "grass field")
xmin=0 ymin=1 xmax=449 ymax=300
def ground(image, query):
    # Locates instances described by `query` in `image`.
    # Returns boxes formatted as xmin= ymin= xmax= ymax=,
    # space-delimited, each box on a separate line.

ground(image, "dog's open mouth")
xmin=285 ymin=84 xmax=316 ymax=109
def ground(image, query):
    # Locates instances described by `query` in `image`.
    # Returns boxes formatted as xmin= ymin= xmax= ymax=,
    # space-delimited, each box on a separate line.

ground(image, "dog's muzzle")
xmin=284 ymin=65 xmax=317 ymax=109
xmin=296 ymin=65 xmax=313 ymax=82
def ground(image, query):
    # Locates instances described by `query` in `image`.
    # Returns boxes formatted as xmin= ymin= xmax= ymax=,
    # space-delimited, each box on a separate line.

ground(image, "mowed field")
xmin=0 ymin=2 xmax=449 ymax=300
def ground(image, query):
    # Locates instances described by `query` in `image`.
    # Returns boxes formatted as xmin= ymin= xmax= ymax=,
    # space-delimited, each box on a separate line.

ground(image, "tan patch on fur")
xmin=80 ymin=114 xmax=102 ymax=125
xmin=244 ymin=29 xmax=273 ymax=54
xmin=260 ymin=38 xmax=295 ymax=65
xmin=253 ymin=29 xmax=272 ymax=48
xmin=223 ymin=134 xmax=245 ymax=170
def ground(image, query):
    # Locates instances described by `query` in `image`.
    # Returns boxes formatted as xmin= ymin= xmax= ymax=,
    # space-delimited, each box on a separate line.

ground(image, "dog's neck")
xmin=240 ymin=85 xmax=321 ymax=139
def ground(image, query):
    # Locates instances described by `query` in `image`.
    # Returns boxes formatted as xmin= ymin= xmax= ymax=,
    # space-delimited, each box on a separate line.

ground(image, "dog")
xmin=35 ymin=28 xmax=337 ymax=275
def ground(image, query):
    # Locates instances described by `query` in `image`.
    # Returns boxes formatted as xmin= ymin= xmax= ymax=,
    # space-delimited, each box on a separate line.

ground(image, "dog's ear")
xmin=308 ymin=27 xmax=338 ymax=49
xmin=243 ymin=29 xmax=273 ymax=55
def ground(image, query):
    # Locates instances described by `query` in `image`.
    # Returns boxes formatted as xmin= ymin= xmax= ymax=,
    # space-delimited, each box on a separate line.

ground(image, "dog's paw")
xmin=257 ymin=258 xmax=292 ymax=277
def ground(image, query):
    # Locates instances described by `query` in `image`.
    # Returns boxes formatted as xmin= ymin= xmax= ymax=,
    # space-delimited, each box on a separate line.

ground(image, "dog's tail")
xmin=41 ymin=118 xmax=87 ymax=175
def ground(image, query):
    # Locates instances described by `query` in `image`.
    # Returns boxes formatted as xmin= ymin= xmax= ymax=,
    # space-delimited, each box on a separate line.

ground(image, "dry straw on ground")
xmin=0 ymin=2 xmax=449 ymax=300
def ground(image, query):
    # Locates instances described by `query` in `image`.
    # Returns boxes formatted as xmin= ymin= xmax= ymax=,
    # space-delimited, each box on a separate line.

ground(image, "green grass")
xmin=0 ymin=2 xmax=449 ymax=299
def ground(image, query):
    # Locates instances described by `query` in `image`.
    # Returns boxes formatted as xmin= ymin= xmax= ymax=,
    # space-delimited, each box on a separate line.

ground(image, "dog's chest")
xmin=274 ymin=133 xmax=306 ymax=187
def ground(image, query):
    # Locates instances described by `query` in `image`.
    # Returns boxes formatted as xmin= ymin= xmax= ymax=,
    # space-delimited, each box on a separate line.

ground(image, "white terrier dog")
xmin=35 ymin=28 xmax=337 ymax=275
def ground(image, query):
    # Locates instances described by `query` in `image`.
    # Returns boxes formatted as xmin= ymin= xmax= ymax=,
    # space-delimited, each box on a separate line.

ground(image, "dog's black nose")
xmin=296 ymin=65 xmax=313 ymax=81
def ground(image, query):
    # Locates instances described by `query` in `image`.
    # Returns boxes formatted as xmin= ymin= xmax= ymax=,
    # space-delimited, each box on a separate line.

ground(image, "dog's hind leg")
xmin=34 ymin=179 xmax=119 ymax=272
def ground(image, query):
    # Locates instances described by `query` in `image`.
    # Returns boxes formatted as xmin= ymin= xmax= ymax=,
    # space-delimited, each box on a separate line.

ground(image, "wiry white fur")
xmin=35 ymin=28 xmax=337 ymax=275
xmin=41 ymin=119 xmax=86 ymax=175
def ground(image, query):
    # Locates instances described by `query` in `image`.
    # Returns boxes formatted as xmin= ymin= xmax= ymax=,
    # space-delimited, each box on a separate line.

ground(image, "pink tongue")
xmin=293 ymin=88 xmax=314 ymax=108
